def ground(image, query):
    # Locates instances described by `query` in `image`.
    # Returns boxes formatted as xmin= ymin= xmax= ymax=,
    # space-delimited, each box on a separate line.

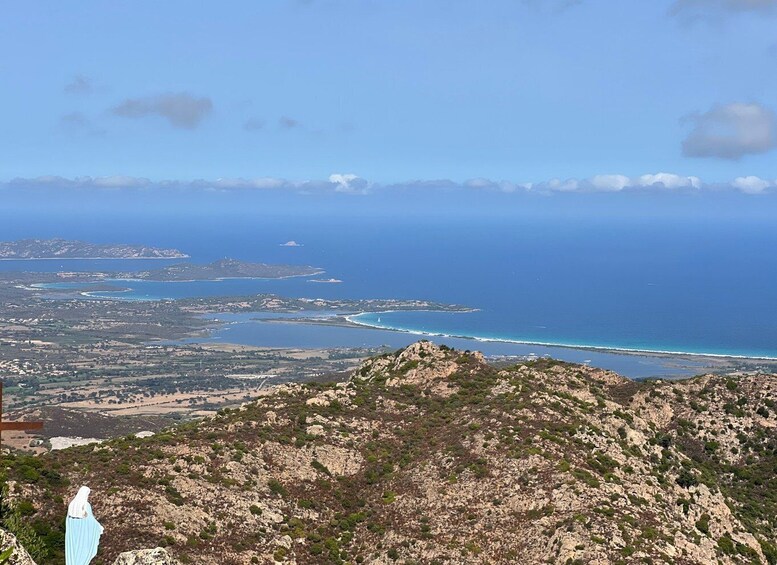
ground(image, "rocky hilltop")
xmin=1 ymin=342 xmax=775 ymax=564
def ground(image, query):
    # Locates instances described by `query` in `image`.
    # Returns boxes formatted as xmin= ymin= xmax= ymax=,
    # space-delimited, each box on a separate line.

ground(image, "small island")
xmin=131 ymin=258 xmax=323 ymax=281
xmin=0 ymin=238 xmax=188 ymax=260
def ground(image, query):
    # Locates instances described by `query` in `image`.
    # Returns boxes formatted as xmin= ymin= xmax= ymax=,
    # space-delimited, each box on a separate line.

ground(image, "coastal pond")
xmin=8 ymin=215 xmax=777 ymax=371
xmin=168 ymin=311 xmax=721 ymax=380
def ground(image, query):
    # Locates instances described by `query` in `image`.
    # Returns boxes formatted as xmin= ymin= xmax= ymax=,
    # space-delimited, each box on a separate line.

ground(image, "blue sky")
xmin=1 ymin=0 xmax=776 ymax=196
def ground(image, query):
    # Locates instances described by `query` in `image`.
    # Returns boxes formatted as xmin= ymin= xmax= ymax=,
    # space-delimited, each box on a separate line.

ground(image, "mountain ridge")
xmin=1 ymin=342 xmax=775 ymax=564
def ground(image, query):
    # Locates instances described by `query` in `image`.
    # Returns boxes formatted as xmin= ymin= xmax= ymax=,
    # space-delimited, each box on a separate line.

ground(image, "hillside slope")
xmin=2 ymin=342 xmax=776 ymax=564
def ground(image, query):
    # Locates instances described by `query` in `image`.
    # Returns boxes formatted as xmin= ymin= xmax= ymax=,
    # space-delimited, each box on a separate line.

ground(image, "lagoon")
xmin=7 ymin=214 xmax=777 ymax=364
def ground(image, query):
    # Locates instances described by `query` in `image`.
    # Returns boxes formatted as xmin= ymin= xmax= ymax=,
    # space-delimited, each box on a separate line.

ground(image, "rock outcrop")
xmin=112 ymin=547 xmax=179 ymax=564
xmin=0 ymin=529 xmax=37 ymax=565
xmin=3 ymin=342 xmax=776 ymax=564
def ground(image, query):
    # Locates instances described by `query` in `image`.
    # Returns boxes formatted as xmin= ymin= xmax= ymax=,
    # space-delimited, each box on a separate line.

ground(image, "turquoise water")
xmin=7 ymin=214 xmax=777 ymax=360
xmin=38 ymin=278 xmax=310 ymax=301
xmin=349 ymin=311 xmax=777 ymax=360
xmin=170 ymin=313 xmax=715 ymax=379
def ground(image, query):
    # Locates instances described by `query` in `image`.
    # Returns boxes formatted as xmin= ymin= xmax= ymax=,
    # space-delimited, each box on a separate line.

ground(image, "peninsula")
xmin=131 ymin=258 xmax=323 ymax=281
xmin=0 ymin=238 xmax=188 ymax=260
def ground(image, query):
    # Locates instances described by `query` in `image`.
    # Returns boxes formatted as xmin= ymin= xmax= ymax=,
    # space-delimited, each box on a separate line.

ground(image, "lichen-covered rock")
xmin=357 ymin=340 xmax=485 ymax=397
xmin=7 ymin=343 xmax=777 ymax=564
xmin=0 ymin=529 xmax=37 ymax=565
xmin=112 ymin=547 xmax=179 ymax=565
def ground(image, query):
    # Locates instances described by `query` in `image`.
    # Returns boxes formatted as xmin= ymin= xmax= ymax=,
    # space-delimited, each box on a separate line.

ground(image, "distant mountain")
xmin=135 ymin=258 xmax=323 ymax=280
xmin=3 ymin=342 xmax=775 ymax=564
xmin=0 ymin=239 xmax=188 ymax=260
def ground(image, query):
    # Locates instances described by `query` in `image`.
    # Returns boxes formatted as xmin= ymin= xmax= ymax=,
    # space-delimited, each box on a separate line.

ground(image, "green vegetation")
xmin=695 ymin=513 xmax=710 ymax=536
xmin=0 ymin=476 xmax=50 ymax=562
xmin=0 ymin=547 xmax=14 ymax=564
xmin=268 ymin=479 xmax=288 ymax=497
xmin=0 ymin=343 xmax=774 ymax=564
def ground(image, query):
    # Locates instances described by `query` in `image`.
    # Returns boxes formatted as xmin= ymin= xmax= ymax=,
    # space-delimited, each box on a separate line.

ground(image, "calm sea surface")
xmin=3 ymin=213 xmax=777 ymax=366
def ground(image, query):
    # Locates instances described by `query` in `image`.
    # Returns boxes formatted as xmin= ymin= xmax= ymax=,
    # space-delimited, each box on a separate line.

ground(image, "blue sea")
xmin=3 ymin=212 xmax=777 ymax=376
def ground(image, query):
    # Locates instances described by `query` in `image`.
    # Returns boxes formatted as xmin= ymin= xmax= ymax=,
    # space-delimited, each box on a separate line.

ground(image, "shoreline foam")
xmin=345 ymin=312 xmax=777 ymax=362
xmin=106 ymin=270 xmax=325 ymax=284
xmin=32 ymin=271 xmax=326 ymax=299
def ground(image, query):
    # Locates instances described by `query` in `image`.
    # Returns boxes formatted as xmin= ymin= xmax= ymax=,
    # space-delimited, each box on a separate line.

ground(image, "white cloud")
xmin=513 ymin=172 xmax=703 ymax=193
xmin=590 ymin=174 xmax=631 ymax=191
xmin=4 ymin=173 xmax=777 ymax=196
xmin=206 ymin=177 xmax=288 ymax=190
xmin=90 ymin=176 xmax=151 ymax=189
xmin=731 ymin=175 xmax=774 ymax=194
xmin=635 ymin=173 xmax=702 ymax=190
xmin=546 ymin=178 xmax=580 ymax=192
xmin=6 ymin=175 xmax=151 ymax=189
xmin=328 ymin=173 xmax=370 ymax=194
xmin=464 ymin=178 xmax=529 ymax=192
xmin=464 ymin=177 xmax=496 ymax=189
xmin=682 ymin=103 xmax=776 ymax=160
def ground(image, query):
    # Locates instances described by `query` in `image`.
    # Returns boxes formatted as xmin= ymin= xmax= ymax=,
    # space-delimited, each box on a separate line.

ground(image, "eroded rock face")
xmin=7 ymin=342 xmax=777 ymax=564
xmin=0 ymin=529 xmax=37 ymax=565
xmin=112 ymin=547 xmax=179 ymax=565
xmin=357 ymin=340 xmax=485 ymax=397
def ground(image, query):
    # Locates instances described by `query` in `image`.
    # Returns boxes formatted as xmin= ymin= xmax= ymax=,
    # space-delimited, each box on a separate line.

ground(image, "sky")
xmin=1 ymin=0 xmax=776 ymax=204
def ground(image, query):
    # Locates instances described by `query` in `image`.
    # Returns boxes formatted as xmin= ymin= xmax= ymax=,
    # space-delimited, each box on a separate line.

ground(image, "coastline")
xmin=0 ymin=255 xmax=189 ymax=260
xmin=27 ymin=272 xmax=777 ymax=363
xmin=344 ymin=311 xmax=777 ymax=362
xmin=31 ymin=270 xmax=325 ymax=292
xmin=111 ymin=270 xmax=325 ymax=283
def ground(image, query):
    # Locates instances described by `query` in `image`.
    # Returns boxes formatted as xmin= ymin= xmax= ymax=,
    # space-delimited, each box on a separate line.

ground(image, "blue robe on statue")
xmin=66 ymin=487 xmax=103 ymax=565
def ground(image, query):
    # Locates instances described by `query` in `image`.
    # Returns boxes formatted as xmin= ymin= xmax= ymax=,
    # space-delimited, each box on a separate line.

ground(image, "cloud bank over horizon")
xmin=4 ymin=172 xmax=776 ymax=196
